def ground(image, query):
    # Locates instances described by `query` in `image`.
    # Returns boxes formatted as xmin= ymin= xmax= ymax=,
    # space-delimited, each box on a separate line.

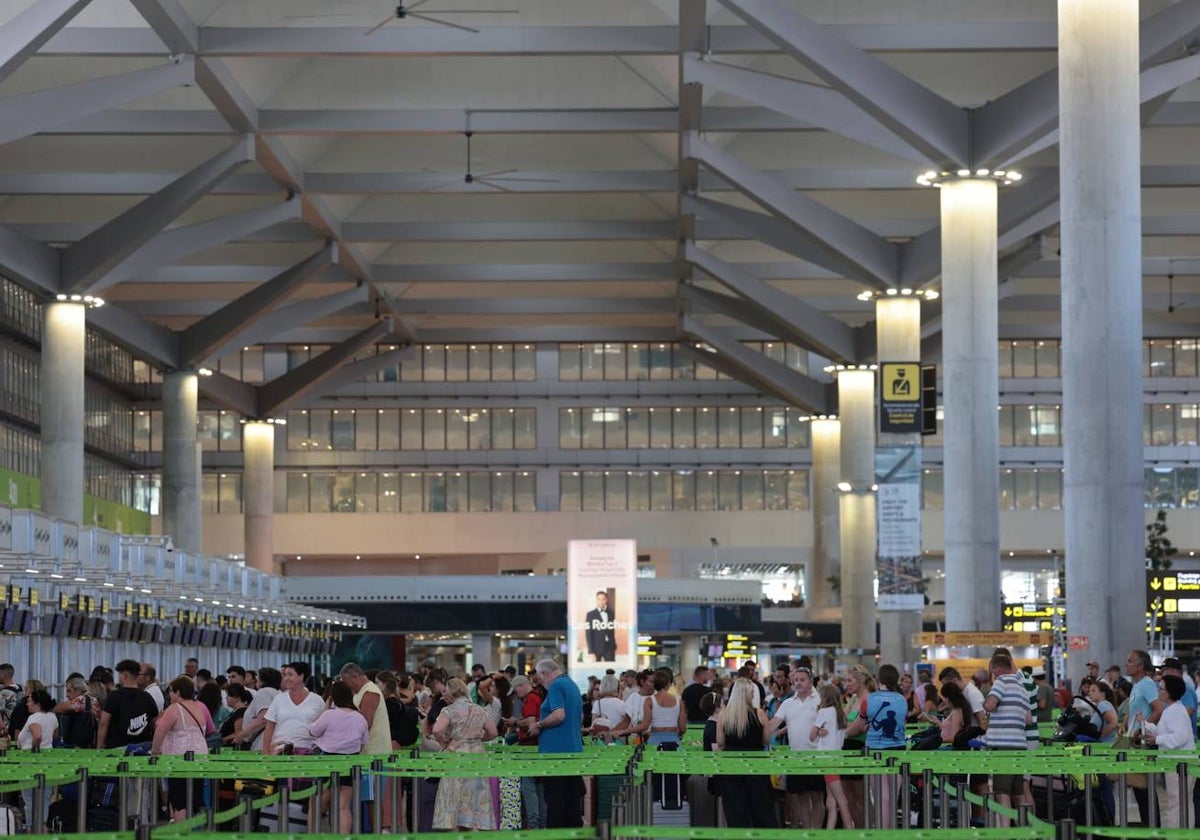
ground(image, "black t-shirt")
xmin=102 ymin=687 xmax=158 ymax=748
xmin=220 ymin=706 xmax=247 ymax=739
xmin=681 ymin=682 xmax=710 ymax=724
xmin=386 ymin=697 xmax=420 ymax=748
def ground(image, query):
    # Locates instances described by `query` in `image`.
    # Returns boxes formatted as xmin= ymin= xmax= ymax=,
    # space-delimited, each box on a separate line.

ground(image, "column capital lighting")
xmin=799 ymin=413 xmax=839 ymax=422
xmin=54 ymin=293 xmax=105 ymax=308
xmin=239 ymin=417 xmax=287 ymax=426
xmin=916 ymin=168 xmax=1022 ymax=188
xmin=823 ymin=363 xmax=877 ymax=374
xmin=857 ymin=288 xmax=938 ymax=302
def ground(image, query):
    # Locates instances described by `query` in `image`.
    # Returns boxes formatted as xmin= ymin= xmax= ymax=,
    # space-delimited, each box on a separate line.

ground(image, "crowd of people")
xmin=0 ymin=648 xmax=1197 ymax=832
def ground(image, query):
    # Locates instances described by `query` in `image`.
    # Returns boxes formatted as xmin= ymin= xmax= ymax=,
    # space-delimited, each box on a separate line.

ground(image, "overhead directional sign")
xmin=1146 ymin=571 xmax=1200 ymax=614
xmin=880 ymin=362 xmax=923 ymax=433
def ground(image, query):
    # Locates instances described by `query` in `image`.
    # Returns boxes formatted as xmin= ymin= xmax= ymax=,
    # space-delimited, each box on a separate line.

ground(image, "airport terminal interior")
xmin=1 ymin=0 xmax=1200 ymax=834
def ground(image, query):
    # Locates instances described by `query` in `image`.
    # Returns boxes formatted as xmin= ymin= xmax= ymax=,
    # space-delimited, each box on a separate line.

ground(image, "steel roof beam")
xmin=62 ymin=135 xmax=255 ymax=294
xmin=85 ymin=302 xmax=180 ymax=371
xmin=0 ymin=225 xmax=61 ymax=298
xmin=302 ymin=345 xmax=416 ymax=404
xmin=0 ymin=0 xmax=93 ymax=86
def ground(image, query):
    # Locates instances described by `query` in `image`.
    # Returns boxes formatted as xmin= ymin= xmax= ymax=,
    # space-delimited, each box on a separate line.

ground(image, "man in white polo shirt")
xmin=768 ymin=666 xmax=823 ymax=829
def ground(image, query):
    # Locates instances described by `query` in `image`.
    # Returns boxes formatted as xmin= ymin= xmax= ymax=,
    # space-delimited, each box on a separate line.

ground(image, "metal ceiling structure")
xmin=4 ymin=0 xmax=1200 ymax=417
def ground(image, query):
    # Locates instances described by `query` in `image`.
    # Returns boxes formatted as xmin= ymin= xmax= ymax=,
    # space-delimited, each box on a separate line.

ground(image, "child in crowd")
xmin=812 ymin=683 xmax=854 ymax=829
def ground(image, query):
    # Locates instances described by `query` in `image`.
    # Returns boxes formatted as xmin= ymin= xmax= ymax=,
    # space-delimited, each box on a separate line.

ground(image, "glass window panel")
xmin=673 ymin=407 xmax=695 ymax=448
xmin=1012 ymin=341 xmax=1036 ymax=377
xmin=627 ymin=471 xmax=650 ymax=511
xmin=492 ymin=409 xmax=514 ymax=449
xmin=580 ymin=343 xmax=604 ymax=381
xmin=150 ymin=410 xmax=162 ymax=452
xmin=627 ymin=343 xmax=650 ymax=380
xmin=649 ymin=343 xmax=672 ymax=380
xmin=559 ymin=343 xmax=581 ymax=380
xmin=695 ymin=355 xmax=718 ymax=379
xmin=649 ymin=407 xmax=671 ymax=448
xmin=741 ymin=407 xmax=764 ymax=448
xmin=1179 ymin=467 xmax=1200 ymax=509
xmin=765 ymin=470 xmax=789 ymax=510
xmin=1014 ymin=469 xmax=1037 ymax=510
xmin=492 ymin=344 xmax=514 ymax=381
xmin=514 ymin=408 xmax=536 ymax=449
xmin=920 ymin=470 xmax=943 ymax=511
xmin=401 ymin=472 xmax=423 ymax=512
xmin=424 ymin=472 xmax=447 ymax=512
xmin=218 ymin=474 xmax=241 ymax=513
xmin=1144 ymin=404 xmax=1152 ymax=446
xmin=287 ymin=411 xmax=308 ymax=450
xmin=581 ymin=471 xmax=604 ymax=511
xmin=695 ymin=407 xmax=717 ymax=448
xmin=1034 ymin=407 xmax=1060 ymax=446
xmin=331 ymin=409 xmax=355 ymax=450
xmin=286 ymin=346 xmax=309 ymax=370
xmin=1175 ymin=340 xmax=1199 ymax=377
xmin=198 ymin=411 xmax=219 ymax=452
xmin=392 ymin=409 xmax=415 ymax=450
xmin=241 ymin=347 xmax=264 ymax=382
xmin=309 ymin=473 xmax=334 ymax=513
xmin=559 ymin=408 xmax=581 ymax=449
xmin=354 ymin=472 xmax=378 ymax=513
xmin=997 ymin=341 xmax=1014 ymax=379
xmin=605 ymin=471 xmax=627 ymax=511
xmin=695 ymin=470 xmax=717 ymax=510
xmin=764 ymin=409 xmax=787 ymax=449
xmin=423 ymin=409 xmax=446 ymax=450
xmin=134 ymin=411 xmax=152 ymax=453
xmin=999 ymin=470 xmax=1016 ymax=510
xmin=514 ymin=470 xmax=536 ymax=510
xmin=446 ymin=409 xmax=469 ymax=450
xmin=379 ymin=473 xmax=400 ymax=513
xmin=468 ymin=344 xmax=490 ymax=380
xmin=649 ymin=470 xmax=671 ymax=511
xmin=287 ymin=473 xmax=308 ymax=513
xmin=787 ymin=344 xmax=808 ymax=375
xmin=514 ymin=344 xmax=536 ymax=380
xmin=469 ymin=409 xmax=492 ymax=449
xmin=673 ymin=470 xmax=695 ymax=511
xmin=1149 ymin=339 xmax=1175 ymax=377
xmin=1035 ymin=340 xmax=1060 ymax=377
xmin=399 ymin=352 xmax=421 ymax=381
xmin=355 ymin=410 xmax=377 ymax=450
xmin=604 ymin=406 xmax=627 ymax=448
xmin=786 ymin=408 xmax=808 ymax=448
xmin=309 ymin=410 xmax=331 ymax=450
xmin=787 ymin=470 xmax=810 ymax=510
xmin=718 ymin=407 xmax=741 ymax=448
xmin=717 ymin=471 xmax=740 ymax=510
xmin=446 ymin=472 xmax=468 ymax=511
xmin=1143 ymin=341 xmax=1152 ymax=378
xmin=580 ymin=407 xmax=605 ymax=449
xmin=626 ymin=407 xmax=649 ymax=449
xmin=673 ymin=351 xmax=695 ymax=380
xmin=560 ymin=471 xmax=582 ymax=511
xmin=604 ymin=343 xmax=627 ymax=380
xmin=1151 ymin=403 xmax=1175 ymax=445
xmin=1178 ymin=404 xmax=1200 ymax=446
xmin=491 ymin=471 xmax=514 ymax=511
xmin=201 ymin=473 xmax=219 ymax=515
xmin=469 ymin=472 xmax=491 ymax=511
xmin=998 ymin=406 xmax=1016 ymax=446
xmin=445 ymin=344 xmax=468 ymax=381
xmin=741 ymin=471 xmax=765 ymax=511
xmin=1037 ymin=469 xmax=1061 ymax=510
xmin=424 ymin=345 xmax=445 ymax=381
xmin=763 ymin=342 xmax=786 ymax=365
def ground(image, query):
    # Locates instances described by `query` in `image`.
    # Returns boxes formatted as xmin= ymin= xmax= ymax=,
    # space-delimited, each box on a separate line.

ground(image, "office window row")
xmin=85 ymin=454 xmax=133 ymax=506
xmin=558 ymin=341 xmax=809 ymax=382
xmin=285 ymin=343 xmax=538 ymax=383
xmin=0 ymin=420 xmax=39 ymax=477
xmin=214 ymin=346 xmax=266 ymax=383
xmin=84 ymin=331 xmax=135 ymax=386
xmin=0 ymin=344 xmax=38 ymax=424
xmin=285 ymin=407 xmax=536 ymax=451
xmin=1145 ymin=339 xmax=1200 ymax=378
xmin=560 ymin=468 xmax=811 ymax=512
xmin=998 ymin=405 xmax=1062 ymax=447
xmin=1145 ymin=467 xmax=1200 ymax=509
xmin=134 ymin=411 xmax=243 ymax=453
xmin=997 ymin=339 xmax=1200 ymax=379
xmin=277 ymin=470 xmax=536 ymax=513
xmin=0 ymin=277 xmax=41 ymax=342
xmin=560 ymin=406 xmax=811 ymax=450
xmin=1144 ymin=404 xmax=1200 ymax=446
xmin=84 ymin=385 xmax=133 ymax=457
xmin=920 ymin=469 xmax=1063 ymax=511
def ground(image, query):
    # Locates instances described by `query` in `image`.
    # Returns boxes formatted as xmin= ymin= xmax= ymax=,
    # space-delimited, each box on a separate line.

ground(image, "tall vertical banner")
xmin=875 ymin=446 xmax=924 ymax=610
xmin=568 ymin=539 xmax=637 ymax=687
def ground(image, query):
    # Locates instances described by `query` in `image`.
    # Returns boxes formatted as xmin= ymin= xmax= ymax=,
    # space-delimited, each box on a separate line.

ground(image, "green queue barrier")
xmin=612 ymin=829 xmax=1054 ymax=840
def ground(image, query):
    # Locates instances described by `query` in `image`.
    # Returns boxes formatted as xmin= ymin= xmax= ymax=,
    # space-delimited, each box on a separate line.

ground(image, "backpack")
xmin=1052 ymin=696 xmax=1102 ymax=742
xmin=390 ymin=699 xmax=420 ymax=749
xmin=0 ymin=687 xmax=21 ymax=732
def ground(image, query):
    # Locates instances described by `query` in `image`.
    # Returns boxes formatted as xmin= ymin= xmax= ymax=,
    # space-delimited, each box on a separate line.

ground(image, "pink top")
xmin=310 ymin=707 xmax=369 ymax=755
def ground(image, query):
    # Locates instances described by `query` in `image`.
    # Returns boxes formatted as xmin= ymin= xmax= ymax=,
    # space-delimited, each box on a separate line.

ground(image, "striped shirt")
xmin=983 ymin=672 xmax=1031 ymax=750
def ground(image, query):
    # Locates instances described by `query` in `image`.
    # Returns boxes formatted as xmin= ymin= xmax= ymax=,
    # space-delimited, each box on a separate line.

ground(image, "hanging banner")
xmin=876 ymin=446 xmax=924 ymax=611
xmin=568 ymin=539 xmax=637 ymax=688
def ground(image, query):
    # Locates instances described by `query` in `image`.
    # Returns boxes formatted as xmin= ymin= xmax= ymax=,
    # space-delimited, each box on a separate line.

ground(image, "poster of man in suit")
xmin=568 ymin=540 xmax=636 ymax=686
xmin=585 ymin=589 xmax=618 ymax=661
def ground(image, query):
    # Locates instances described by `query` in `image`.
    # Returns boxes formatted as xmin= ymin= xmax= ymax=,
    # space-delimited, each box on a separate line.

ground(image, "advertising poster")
xmin=876 ymin=446 xmax=924 ymax=611
xmin=568 ymin=539 xmax=637 ymax=687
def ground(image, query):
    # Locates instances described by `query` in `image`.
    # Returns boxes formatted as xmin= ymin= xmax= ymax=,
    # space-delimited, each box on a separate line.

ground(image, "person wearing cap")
xmin=1086 ymin=662 xmax=1101 ymax=681
xmin=1032 ymin=668 xmax=1054 ymax=723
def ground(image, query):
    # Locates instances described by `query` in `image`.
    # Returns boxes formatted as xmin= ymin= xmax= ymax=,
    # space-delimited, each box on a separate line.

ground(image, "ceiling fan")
xmin=421 ymin=131 xmax=557 ymax=193
xmin=286 ymin=2 xmax=518 ymax=36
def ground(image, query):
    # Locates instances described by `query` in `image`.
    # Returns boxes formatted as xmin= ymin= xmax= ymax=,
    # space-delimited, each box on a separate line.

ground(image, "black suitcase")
xmin=47 ymin=800 xmax=120 ymax=833
xmin=654 ymin=742 xmax=684 ymax=810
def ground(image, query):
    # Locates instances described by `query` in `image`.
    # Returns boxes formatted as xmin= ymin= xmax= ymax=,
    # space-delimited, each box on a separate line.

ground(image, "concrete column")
xmin=837 ymin=368 xmax=876 ymax=661
xmin=242 ymin=421 xmax=276 ymax=574
xmin=940 ymin=178 xmax=1001 ymax=632
xmin=1059 ymin=0 xmax=1144 ymax=683
xmin=808 ymin=418 xmax=841 ymax=613
xmin=162 ymin=371 xmax=201 ymax=554
xmin=876 ymin=296 xmax=924 ymax=668
xmin=470 ymin=632 xmax=494 ymax=670
xmin=40 ymin=301 xmax=86 ymax=523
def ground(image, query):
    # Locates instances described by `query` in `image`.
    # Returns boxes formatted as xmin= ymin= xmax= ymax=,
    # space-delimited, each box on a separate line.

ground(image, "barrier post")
xmin=1178 ymin=762 xmax=1190 ymax=828
xmin=135 ymin=823 xmax=151 ymax=840
xmin=642 ymin=771 xmax=653 ymax=824
xmin=1058 ymin=817 xmax=1077 ymax=840
xmin=371 ymin=759 xmax=384 ymax=832
xmin=939 ymin=772 xmax=950 ymax=828
xmin=955 ymin=780 xmax=968 ymax=828
xmin=238 ymin=793 xmax=254 ymax=832
xmin=1084 ymin=769 xmax=1093 ymax=827
xmin=390 ymin=766 xmax=403 ymax=833
xmin=329 ymin=774 xmax=340 ymax=833
xmin=75 ymin=766 xmax=88 ymax=833
xmin=117 ymin=760 xmax=131 ymax=830
xmin=921 ymin=767 xmax=933 ymax=828
xmin=1116 ymin=764 xmax=1128 ymax=827
xmin=899 ymin=761 xmax=911 ymax=829
xmin=184 ymin=751 xmax=195 ymax=818
xmin=31 ymin=772 xmax=46 ymax=835
xmin=278 ymin=781 xmax=290 ymax=832
xmin=982 ymin=793 xmax=995 ymax=828
xmin=351 ymin=764 xmax=363 ymax=834
xmin=1018 ymin=802 xmax=1031 ymax=827
xmin=1148 ymin=755 xmax=1159 ymax=827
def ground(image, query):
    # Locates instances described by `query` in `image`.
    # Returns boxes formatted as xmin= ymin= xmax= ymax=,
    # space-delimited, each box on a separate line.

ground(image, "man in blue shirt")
xmin=1126 ymin=649 xmax=1163 ymax=826
xmin=528 ymin=659 xmax=583 ymax=827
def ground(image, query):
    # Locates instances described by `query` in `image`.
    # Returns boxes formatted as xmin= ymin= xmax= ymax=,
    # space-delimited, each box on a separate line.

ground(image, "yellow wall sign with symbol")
xmin=1147 ymin=571 xmax=1200 ymax=613
xmin=880 ymin=362 xmax=923 ymax=433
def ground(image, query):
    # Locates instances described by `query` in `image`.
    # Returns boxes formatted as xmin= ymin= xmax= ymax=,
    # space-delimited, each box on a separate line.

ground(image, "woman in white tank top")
xmin=634 ymin=671 xmax=687 ymax=746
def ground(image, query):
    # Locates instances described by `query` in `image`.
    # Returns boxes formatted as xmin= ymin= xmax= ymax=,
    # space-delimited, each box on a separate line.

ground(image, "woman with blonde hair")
xmin=714 ymin=678 xmax=778 ymax=828
xmin=431 ymin=677 xmax=497 ymax=830
xmin=812 ymin=683 xmax=853 ymax=828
